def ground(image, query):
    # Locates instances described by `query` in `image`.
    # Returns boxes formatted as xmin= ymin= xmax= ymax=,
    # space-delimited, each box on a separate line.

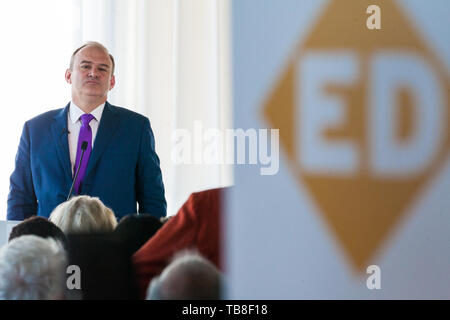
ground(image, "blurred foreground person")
xmin=146 ymin=251 xmax=222 ymax=300
xmin=49 ymin=195 xmax=117 ymax=234
xmin=65 ymin=232 xmax=138 ymax=299
xmin=133 ymin=187 xmax=226 ymax=298
xmin=0 ymin=235 xmax=67 ymax=300
xmin=8 ymin=216 xmax=67 ymax=248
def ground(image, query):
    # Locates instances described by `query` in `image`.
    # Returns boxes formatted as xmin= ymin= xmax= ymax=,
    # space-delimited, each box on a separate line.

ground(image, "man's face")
xmin=65 ymin=45 xmax=115 ymax=104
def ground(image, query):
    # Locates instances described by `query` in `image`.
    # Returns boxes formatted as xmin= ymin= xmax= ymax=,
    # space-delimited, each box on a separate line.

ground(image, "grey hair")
xmin=69 ymin=41 xmax=115 ymax=75
xmin=146 ymin=275 xmax=163 ymax=300
xmin=49 ymin=195 xmax=117 ymax=234
xmin=0 ymin=235 xmax=67 ymax=300
xmin=146 ymin=250 xmax=222 ymax=300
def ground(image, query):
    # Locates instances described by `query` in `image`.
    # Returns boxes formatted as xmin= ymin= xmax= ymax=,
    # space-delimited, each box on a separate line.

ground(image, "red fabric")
xmin=132 ymin=187 xmax=224 ymax=299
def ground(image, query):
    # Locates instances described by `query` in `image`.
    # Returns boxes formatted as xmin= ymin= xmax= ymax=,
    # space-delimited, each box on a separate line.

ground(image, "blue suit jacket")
xmin=7 ymin=102 xmax=167 ymax=221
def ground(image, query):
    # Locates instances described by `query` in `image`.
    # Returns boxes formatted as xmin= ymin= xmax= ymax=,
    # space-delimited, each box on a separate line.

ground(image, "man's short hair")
xmin=0 ymin=235 xmax=67 ymax=300
xmin=9 ymin=216 xmax=67 ymax=248
xmin=146 ymin=250 xmax=222 ymax=300
xmin=49 ymin=195 xmax=117 ymax=234
xmin=69 ymin=41 xmax=115 ymax=75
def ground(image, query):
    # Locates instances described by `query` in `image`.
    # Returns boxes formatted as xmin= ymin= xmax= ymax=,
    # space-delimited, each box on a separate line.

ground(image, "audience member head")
xmin=65 ymin=233 xmax=139 ymax=299
xmin=146 ymin=251 xmax=222 ymax=300
xmin=114 ymin=214 xmax=163 ymax=255
xmin=9 ymin=216 xmax=67 ymax=248
xmin=0 ymin=235 xmax=67 ymax=300
xmin=49 ymin=195 xmax=117 ymax=234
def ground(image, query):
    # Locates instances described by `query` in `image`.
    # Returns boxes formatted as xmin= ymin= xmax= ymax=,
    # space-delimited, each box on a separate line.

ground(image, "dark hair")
xmin=65 ymin=233 xmax=139 ymax=299
xmin=114 ymin=214 xmax=163 ymax=255
xmin=9 ymin=216 xmax=67 ymax=248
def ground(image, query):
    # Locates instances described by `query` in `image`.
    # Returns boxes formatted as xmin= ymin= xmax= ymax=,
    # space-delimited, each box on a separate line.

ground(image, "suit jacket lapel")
xmin=85 ymin=102 xmax=120 ymax=179
xmin=51 ymin=103 xmax=72 ymax=180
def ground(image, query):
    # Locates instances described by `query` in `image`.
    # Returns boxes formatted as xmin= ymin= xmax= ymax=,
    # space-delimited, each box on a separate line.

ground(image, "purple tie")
xmin=73 ymin=113 xmax=95 ymax=194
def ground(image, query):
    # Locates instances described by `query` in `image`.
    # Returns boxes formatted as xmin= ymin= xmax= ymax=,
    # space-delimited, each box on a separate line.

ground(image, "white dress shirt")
xmin=68 ymin=102 xmax=105 ymax=175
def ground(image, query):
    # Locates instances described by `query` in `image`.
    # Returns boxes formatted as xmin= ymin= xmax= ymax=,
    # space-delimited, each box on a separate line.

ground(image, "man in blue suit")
xmin=7 ymin=42 xmax=166 ymax=221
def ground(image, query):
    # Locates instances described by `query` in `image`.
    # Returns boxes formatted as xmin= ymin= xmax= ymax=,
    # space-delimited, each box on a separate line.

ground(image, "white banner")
xmin=228 ymin=0 xmax=450 ymax=299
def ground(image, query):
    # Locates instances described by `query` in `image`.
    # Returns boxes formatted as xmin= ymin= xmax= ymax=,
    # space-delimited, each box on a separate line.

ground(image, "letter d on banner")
xmin=370 ymin=53 xmax=444 ymax=176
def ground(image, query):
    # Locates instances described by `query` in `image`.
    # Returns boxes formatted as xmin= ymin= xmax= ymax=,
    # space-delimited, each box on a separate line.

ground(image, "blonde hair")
xmin=49 ymin=196 xmax=117 ymax=234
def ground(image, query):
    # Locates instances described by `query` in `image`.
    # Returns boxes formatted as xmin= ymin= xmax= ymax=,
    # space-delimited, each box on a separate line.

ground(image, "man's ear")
xmin=109 ymin=75 xmax=116 ymax=90
xmin=65 ymin=69 xmax=72 ymax=84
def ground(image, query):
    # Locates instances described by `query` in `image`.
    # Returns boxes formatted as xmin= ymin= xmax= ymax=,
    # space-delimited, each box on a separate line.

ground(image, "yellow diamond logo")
xmin=264 ymin=0 xmax=450 ymax=270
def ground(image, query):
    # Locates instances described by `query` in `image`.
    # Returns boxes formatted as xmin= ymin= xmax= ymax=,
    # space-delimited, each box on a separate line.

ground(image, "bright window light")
xmin=0 ymin=0 xmax=75 ymax=220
